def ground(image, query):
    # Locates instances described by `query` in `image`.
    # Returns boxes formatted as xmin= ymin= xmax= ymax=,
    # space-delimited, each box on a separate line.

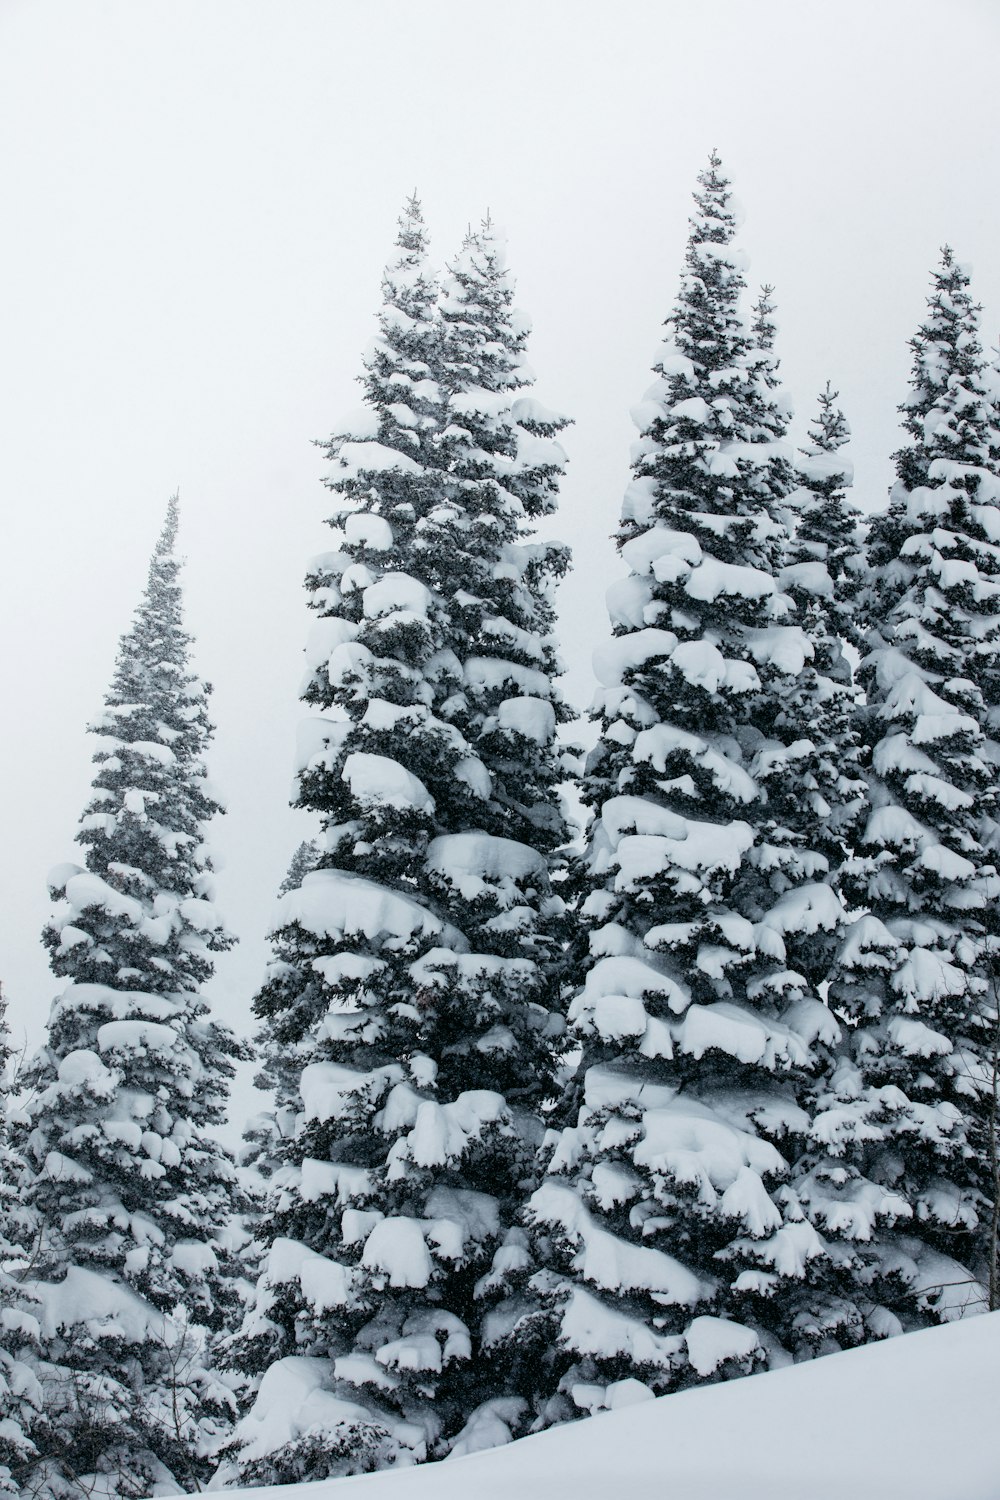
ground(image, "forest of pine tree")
xmin=1 ymin=158 xmax=998 ymax=1497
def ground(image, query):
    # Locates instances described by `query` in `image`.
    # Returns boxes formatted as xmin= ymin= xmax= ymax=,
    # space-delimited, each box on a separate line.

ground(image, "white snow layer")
xmin=426 ymin=833 xmax=547 ymax=903
xmin=280 ymin=870 xmax=464 ymax=951
xmin=216 ymin=1313 xmax=1000 ymax=1499
xmin=342 ymin=753 xmax=435 ymax=814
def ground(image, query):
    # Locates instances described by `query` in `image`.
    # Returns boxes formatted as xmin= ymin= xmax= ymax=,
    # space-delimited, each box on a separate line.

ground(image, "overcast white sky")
xmin=2 ymin=0 xmax=999 ymax=1134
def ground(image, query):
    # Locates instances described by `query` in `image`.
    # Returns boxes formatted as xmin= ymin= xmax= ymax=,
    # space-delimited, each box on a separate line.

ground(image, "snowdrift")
xmin=221 ymin=1313 xmax=1000 ymax=1499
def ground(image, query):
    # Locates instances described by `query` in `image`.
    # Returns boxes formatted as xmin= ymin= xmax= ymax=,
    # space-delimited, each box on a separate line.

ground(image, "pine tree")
xmin=864 ymin=247 xmax=996 ymax=621
xmin=792 ymin=386 xmax=863 ymax=609
xmin=771 ymin=386 xmax=867 ymax=877
xmin=829 ymin=249 xmax=1000 ymax=1320
xmin=15 ymin=498 xmax=247 ymax=1496
xmin=222 ymin=200 xmax=572 ymax=1484
xmin=281 ymin=840 xmax=321 ymax=895
xmin=0 ymin=988 xmax=43 ymax=1496
xmin=524 ymin=155 xmax=906 ymax=1425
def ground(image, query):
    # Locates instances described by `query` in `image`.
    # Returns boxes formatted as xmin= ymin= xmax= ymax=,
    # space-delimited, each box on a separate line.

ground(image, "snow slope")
xmin=220 ymin=1314 xmax=1000 ymax=1500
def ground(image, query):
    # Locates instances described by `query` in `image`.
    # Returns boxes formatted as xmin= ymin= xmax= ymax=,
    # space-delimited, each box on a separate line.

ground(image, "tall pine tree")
xmin=523 ymin=156 xmax=906 ymax=1425
xmin=222 ymin=200 xmax=572 ymax=1484
xmin=15 ymin=498 xmax=247 ymax=1496
xmin=829 ymin=249 xmax=1000 ymax=1320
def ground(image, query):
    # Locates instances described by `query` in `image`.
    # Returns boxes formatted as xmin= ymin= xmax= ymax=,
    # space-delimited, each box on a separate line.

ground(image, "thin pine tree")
xmin=15 ymin=498 xmax=247 ymax=1496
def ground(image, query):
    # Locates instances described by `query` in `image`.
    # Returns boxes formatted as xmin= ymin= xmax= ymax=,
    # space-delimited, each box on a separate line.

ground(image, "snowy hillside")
xmin=221 ymin=1315 xmax=1000 ymax=1500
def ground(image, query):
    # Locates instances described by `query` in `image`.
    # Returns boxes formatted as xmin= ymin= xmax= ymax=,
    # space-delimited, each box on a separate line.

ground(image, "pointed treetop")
xmin=395 ymin=192 xmax=426 ymax=253
xmin=447 ymin=217 xmax=512 ymax=304
xmin=101 ymin=494 xmax=196 ymax=727
xmin=659 ymin=153 xmax=748 ymax=367
xmin=910 ymin=246 xmax=981 ymax=369
xmin=805 ymin=383 xmax=851 ymax=456
xmin=459 ymin=214 xmax=503 ymax=256
xmin=894 ymin=248 xmax=994 ymax=497
xmin=678 ymin=151 xmax=747 ymax=325
xmin=752 ymin=284 xmax=778 ymax=352
xmin=792 ymin=385 xmax=858 ymax=580
xmin=383 ymin=194 xmax=431 ymax=298
xmin=691 ymin=148 xmax=742 ymax=244
xmin=155 ymin=491 xmax=180 ymax=558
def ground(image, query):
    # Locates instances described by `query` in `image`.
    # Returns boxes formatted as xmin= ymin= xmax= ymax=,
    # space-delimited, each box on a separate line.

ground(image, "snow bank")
xmin=218 ymin=1313 xmax=1000 ymax=1499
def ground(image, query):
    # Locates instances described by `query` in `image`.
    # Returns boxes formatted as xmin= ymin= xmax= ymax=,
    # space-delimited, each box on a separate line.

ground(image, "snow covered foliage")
xmin=830 ymin=250 xmax=1000 ymax=1319
xmin=43 ymin=499 xmax=233 ymax=1000
xmin=524 ymin=155 xmax=899 ymax=1420
xmin=865 ymin=247 xmax=1000 ymax=619
xmin=242 ymin=842 xmax=322 ymax=1185
xmin=790 ymin=384 xmax=864 ymax=629
xmin=0 ymin=989 xmax=43 ymax=1495
xmin=15 ymin=498 xmax=248 ymax=1495
xmin=223 ymin=198 xmax=572 ymax=1484
xmin=775 ymin=385 xmax=867 ymax=875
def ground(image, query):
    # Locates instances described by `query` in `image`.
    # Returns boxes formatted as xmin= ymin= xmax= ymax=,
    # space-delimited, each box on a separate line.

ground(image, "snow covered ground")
xmin=219 ymin=1314 xmax=1000 ymax=1500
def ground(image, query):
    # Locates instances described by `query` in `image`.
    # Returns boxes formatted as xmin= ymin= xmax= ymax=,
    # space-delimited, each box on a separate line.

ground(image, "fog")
xmin=2 ymin=0 xmax=998 ymax=1135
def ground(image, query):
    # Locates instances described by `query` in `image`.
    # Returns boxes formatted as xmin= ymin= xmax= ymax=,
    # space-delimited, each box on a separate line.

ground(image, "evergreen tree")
xmin=829 ymin=249 xmax=1000 ymax=1320
xmin=281 ymin=840 xmax=322 ymax=895
xmin=222 ymin=200 xmax=572 ymax=1484
xmin=770 ymin=385 xmax=867 ymax=878
xmin=864 ymin=247 xmax=997 ymax=620
xmin=792 ymin=386 xmax=863 ymax=611
xmin=15 ymin=498 xmax=247 ymax=1496
xmin=745 ymin=283 xmax=795 ymax=476
xmin=524 ymin=155 xmax=906 ymax=1425
xmin=0 ymin=988 xmax=43 ymax=1496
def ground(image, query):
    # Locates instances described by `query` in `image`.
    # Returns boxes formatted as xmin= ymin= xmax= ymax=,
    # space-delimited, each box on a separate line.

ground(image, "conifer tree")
xmin=771 ymin=386 xmax=867 ymax=880
xmin=791 ymin=386 xmax=863 ymax=611
xmin=222 ymin=200 xmax=572 ymax=1484
xmin=829 ymin=249 xmax=1000 ymax=1319
xmin=0 ymin=988 xmax=43 ymax=1496
xmin=523 ymin=155 xmax=906 ymax=1424
xmin=15 ymin=498 xmax=247 ymax=1496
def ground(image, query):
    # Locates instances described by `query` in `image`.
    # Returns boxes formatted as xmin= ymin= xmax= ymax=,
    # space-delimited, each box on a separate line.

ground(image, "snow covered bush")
xmin=521 ymin=155 xmax=908 ymax=1424
xmin=221 ymin=197 xmax=573 ymax=1483
xmin=829 ymin=249 xmax=1000 ymax=1321
xmin=14 ymin=498 xmax=248 ymax=1496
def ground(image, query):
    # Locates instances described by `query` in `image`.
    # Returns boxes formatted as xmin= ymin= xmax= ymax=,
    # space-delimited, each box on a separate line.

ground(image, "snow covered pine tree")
xmin=15 ymin=497 xmax=248 ymax=1497
xmin=771 ymin=384 xmax=868 ymax=954
xmin=829 ymin=248 xmax=1000 ymax=1320
xmin=222 ymin=198 xmax=572 ymax=1483
xmin=0 ymin=987 xmax=43 ymax=1495
xmin=525 ymin=154 xmax=909 ymax=1422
